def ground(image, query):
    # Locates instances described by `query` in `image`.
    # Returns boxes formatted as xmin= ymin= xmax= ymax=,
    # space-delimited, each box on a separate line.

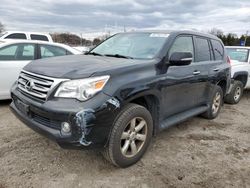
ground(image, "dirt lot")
xmin=0 ymin=92 xmax=250 ymax=188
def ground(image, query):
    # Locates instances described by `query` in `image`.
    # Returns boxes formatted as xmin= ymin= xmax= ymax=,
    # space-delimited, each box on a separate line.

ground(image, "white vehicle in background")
xmin=0 ymin=31 xmax=53 ymax=42
xmin=0 ymin=40 xmax=81 ymax=100
xmin=72 ymin=46 xmax=90 ymax=53
xmin=225 ymin=46 xmax=250 ymax=104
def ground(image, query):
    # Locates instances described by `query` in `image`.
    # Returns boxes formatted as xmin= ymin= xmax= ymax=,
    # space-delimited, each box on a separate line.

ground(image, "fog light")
xmin=61 ymin=122 xmax=71 ymax=133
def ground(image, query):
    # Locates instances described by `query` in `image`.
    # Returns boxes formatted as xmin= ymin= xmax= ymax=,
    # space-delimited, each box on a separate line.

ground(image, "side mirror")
xmin=169 ymin=52 xmax=193 ymax=66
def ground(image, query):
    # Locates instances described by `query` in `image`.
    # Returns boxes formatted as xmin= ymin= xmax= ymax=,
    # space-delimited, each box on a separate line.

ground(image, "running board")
xmin=159 ymin=105 xmax=209 ymax=130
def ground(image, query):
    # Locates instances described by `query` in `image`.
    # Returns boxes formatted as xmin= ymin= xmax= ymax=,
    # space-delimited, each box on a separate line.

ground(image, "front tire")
xmin=225 ymin=81 xmax=243 ymax=104
xmin=202 ymin=85 xmax=223 ymax=119
xmin=102 ymin=103 xmax=153 ymax=168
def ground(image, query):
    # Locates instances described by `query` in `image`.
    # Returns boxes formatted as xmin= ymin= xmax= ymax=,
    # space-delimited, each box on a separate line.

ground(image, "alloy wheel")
xmin=212 ymin=92 xmax=221 ymax=115
xmin=120 ymin=117 xmax=147 ymax=158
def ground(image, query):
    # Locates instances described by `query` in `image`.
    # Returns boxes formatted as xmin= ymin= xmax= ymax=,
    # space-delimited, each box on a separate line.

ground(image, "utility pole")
xmin=244 ymin=30 xmax=248 ymax=46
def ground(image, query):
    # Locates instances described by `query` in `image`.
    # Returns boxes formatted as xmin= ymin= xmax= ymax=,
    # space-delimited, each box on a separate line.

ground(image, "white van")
xmin=0 ymin=31 xmax=53 ymax=42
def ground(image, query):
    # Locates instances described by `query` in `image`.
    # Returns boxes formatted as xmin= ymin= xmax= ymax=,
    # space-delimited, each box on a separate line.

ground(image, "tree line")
xmin=50 ymin=33 xmax=103 ymax=46
xmin=208 ymin=28 xmax=249 ymax=46
xmin=0 ymin=21 xmax=249 ymax=46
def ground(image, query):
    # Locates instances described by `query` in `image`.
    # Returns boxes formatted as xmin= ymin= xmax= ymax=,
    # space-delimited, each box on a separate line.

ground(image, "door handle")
xmin=193 ymin=70 xmax=201 ymax=75
xmin=213 ymin=68 xmax=220 ymax=72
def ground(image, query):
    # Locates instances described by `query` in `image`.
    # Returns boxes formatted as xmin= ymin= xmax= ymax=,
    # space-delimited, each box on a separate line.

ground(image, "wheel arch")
xmin=233 ymin=71 xmax=248 ymax=88
xmin=127 ymin=93 xmax=161 ymax=135
xmin=216 ymin=79 xmax=228 ymax=97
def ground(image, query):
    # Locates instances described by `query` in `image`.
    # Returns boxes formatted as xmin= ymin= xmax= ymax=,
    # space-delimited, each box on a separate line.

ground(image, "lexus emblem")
xmin=25 ymin=80 xmax=35 ymax=91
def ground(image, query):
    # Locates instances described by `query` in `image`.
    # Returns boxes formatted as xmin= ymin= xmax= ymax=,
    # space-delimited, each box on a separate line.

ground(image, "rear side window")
xmin=211 ymin=40 xmax=224 ymax=60
xmin=40 ymin=44 xmax=67 ymax=58
xmin=5 ymin=33 xmax=27 ymax=39
xmin=30 ymin=34 xmax=49 ymax=41
xmin=22 ymin=45 xmax=35 ymax=60
xmin=168 ymin=36 xmax=194 ymax=60
xmin=195 ymin=37 xmax=211 ymax=62
xmin=0 ymin=44 xmax=35 ymax=60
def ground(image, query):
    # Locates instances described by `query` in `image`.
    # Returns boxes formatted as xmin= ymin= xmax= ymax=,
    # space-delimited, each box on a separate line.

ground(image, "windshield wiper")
xmin=104 ymin=54 xmax=134 ymax=59
xmin=85 ymin=51 xmax=103 ymax=56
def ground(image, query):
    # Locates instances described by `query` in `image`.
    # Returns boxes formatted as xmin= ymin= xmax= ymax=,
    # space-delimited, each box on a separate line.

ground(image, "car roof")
xmin=120 ymin=30 xmax=220 ymax=40
xmin=0 ymin=39 xmax=63 ymax=46
xmin=225 ymin=46 xmax=250 ymax=49
xmin=4 ymin=31 xmax=50 ymax=35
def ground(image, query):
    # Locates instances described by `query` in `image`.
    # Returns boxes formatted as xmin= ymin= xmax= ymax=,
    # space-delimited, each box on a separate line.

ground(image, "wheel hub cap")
xmin=120 ymin=117 xmax=147 ymax=158
xmin=234 ymin=87 xmax=241 ymax=101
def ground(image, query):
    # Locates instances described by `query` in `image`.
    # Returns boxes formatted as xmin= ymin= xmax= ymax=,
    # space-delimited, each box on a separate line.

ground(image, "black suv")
xmin=10 ymin=31 xmax=231 ymax=167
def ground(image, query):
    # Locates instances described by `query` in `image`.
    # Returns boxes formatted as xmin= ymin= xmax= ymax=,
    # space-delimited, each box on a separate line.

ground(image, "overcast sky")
xmin=0 ymin=0 xmax=249 ymax=39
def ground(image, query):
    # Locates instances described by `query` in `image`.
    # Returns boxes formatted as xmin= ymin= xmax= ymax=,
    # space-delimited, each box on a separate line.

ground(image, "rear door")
xmin=0 ymin=43 xmax=36 ymax=98
xmin=209 ymin=39 xmax=227 ymax=90
xmin=192 ymin=36 xmax=214 ymax=105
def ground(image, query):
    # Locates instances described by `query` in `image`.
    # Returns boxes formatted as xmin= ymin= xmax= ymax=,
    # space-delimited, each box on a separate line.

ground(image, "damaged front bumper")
xmin=10 ymin=87 xmax=121 ymax=149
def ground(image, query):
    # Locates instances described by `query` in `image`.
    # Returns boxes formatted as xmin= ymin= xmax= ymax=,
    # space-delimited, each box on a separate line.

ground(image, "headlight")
xmin=54 ymin=75 xmax=110 ymax=101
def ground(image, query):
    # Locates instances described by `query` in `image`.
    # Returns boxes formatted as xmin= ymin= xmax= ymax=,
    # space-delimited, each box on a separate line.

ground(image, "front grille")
xmin=17 ymin=70 xmax=68 ymax=101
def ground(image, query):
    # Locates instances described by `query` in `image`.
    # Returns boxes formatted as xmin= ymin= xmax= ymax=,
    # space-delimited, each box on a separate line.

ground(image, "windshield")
xmin=226 ymin=48 xmax=249 ymax=62
xmin=90 ymin=33 xmax=169 ymax=59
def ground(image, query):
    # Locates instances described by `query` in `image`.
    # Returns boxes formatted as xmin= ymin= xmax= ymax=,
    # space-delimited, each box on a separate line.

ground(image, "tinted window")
xmin=168 ymin=36 xmax=194 ymax=60
xmin=5 ymin=33 xmax=27 ymax=39
xmin=226 ymin=48 xmax=249 ymax=62
xmin=195 ymin=37 xmax=211 ymax=62
xmin=40 ymin=45 xmax=67 ymax=58
xmin=0 ymin=44 xmax=35 ymax=60
xmin=30 ymin=34 xmax=49 ymax=41
xmin=211 ymin=40 xmax=224 ymax=60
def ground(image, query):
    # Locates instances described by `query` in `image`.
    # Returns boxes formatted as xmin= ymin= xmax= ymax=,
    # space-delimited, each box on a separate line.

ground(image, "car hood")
xmin=24 ymin=54 xmax=153 ymax=79
xmin=230 ymin=60 xmax=247 ymax=67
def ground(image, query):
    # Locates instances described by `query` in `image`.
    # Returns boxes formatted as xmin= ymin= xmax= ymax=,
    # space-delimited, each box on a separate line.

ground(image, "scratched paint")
xmin=75 ymin=109 xmax=95 ymax=146
xmin=107 ymin=98 xmax=120 ymax=109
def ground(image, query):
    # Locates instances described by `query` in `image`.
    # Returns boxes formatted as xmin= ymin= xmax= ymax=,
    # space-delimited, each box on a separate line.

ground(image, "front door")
xmin=160 ymin=35 xmax=207 ymax=119
xmin=0 ymin=43 xmax=36 ymax=99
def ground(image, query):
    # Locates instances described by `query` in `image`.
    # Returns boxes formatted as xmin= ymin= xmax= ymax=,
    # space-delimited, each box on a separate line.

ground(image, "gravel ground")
xmin=0 ymin=92 xmax=250 ymax=188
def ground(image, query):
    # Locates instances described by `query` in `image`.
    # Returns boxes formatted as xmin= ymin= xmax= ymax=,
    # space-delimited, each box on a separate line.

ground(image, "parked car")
xmin=0 ymin=31 xmax=53 ymax=42
xmin=225 ymin=46 xmax=250 ymax=104
xmin=10 ymin=31 xmax=230 ymax=167
xmin=0 ymin=40 xmax=81 ymax=99
xmin=73 ymin=46 xmax=90 ymax=53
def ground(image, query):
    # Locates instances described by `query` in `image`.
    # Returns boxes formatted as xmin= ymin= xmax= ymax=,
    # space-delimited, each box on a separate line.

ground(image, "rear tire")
xmin=102 ymin=103 xmax=153 ymax=168
xmin=225 ymin=81 xmax=243 ymax=104
xmin=202 ymin=85 xmax=223 ymax=119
